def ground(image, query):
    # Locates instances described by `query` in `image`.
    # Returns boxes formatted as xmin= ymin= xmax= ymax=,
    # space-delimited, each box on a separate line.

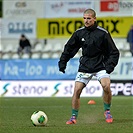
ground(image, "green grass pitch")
xmin=0 ymin=96 xmax=133 ymax=133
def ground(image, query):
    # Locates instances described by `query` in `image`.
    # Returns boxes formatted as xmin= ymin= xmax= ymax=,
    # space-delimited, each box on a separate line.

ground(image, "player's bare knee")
xmin=74 ymin=88 xmax=82 ymax=98
xmin=102 ymin=84 xmax=110 ymax=94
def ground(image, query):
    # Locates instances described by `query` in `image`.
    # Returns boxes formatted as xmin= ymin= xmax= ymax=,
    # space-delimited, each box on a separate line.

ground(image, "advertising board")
xmin=44 ymin=1 xmax=94 ymax=18
xmin=3 ymin=0 xmax=44 ymax=19
xmin=0 ymin=80 xmax=132 ymax=97
xmin=1 ymin=19 xmax=36 ymax=38
xmin=37 ymin=16 xmax=133 ymax=38
xmin=0 ymin=80 xmax=103 ymax=97
xmin=0 ymin=57 xmax=132 ymax=80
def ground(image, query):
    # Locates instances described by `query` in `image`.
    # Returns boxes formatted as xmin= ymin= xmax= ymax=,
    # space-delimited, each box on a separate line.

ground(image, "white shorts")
xmin=75 ymin=70 xmax=110 ymax=85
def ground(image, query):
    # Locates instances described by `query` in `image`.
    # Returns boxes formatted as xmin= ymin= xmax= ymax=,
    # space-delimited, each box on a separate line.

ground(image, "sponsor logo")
xmin=52 ymin=83 xmax=61 ymax=97
xmin=100 ymin=0 xmax=119 ymax=12
xmin=48 ymin=21 xmax=82 ymax=35
xmin=111 ymin=82 xmax=133 ymax=96
xmin=1 ymin=83 xmax=10 ymax=97
xmin=48 ymin=19 xmax=120 ymax=35
xmin=0 ymin=81 xmax=102 ymax=97
xmin=12 ymin=84 xmax=48 ymax=95
xmin=5 ymin=2 xmax=35 ymax=16
xmin=119 ymin=1 xmax=133 ymax=9
xmin=15 ymin=2 xmax=27 ymax=8
xmin=8 ymin=22 xmax=33 ymax=34
xmin=51 ymin=2 xmax=64 ymax=12
xmin=100 ymin=0 xmax=133 ymax=12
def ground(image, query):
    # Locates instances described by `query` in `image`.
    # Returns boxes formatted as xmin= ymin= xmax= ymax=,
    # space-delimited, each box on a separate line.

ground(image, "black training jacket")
xmin=58 ymin=22 xmax=120 ymax=74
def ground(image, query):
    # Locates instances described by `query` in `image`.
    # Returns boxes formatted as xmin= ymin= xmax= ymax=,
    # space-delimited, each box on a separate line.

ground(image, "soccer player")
xmin=58 ymin=9 xmax=119 ymax=124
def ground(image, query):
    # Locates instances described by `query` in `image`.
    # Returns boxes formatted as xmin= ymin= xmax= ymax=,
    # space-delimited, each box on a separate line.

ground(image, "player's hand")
xmin=106 ymin=70 xmax=111 ymax=74
xmin=59 ymin=68 xmax=65 ymax=73
xmin=58 ymin=61 xmax=66 ymax=74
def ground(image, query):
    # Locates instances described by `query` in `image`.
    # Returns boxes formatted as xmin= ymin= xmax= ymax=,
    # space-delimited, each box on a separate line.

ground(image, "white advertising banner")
xmin=0 ymin=80 xmax=103 ymax=97
xmin=3 ymin=0 xmax=133 ymax=19
xmin=3 ymin=0 xmax=44 ymax=19
xmin=44 ymin=1 xmax=94 ymax=18
xmin=1 ymin=19 xmax=36 ymax=38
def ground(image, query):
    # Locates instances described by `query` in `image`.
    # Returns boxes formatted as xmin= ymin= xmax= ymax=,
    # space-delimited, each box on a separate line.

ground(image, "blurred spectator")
xmin=17 ymin=34 xmax=31 ymax=56
xmin=127 ymin=25 xmax=133 ymax=56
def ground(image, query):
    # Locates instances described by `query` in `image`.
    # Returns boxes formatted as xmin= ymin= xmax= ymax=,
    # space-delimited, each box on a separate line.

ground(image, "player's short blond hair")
xmin=83 ymin=9 xmax=96 ymax=17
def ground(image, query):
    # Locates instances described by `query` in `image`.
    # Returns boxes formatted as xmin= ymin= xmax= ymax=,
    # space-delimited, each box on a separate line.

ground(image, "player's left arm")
xmin=103 ymin=32 xmax=120 ymax=74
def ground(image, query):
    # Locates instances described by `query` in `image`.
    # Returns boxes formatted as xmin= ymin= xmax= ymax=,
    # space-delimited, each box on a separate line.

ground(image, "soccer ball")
xmin=31 ymin=111 xmax=48 ymax=126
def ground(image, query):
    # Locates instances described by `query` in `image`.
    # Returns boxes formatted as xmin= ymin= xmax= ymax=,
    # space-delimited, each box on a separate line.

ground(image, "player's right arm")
xmin=58 ymin=32 xmax=81 ymax=73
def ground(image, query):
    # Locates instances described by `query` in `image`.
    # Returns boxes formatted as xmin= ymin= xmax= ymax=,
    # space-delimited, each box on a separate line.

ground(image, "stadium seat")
xmin=123 ymin=42 xmax=130 ymax=51
xmin=3 ymin=44 xmax=15 ymax=53
xmin=0 ymin=44 xmax=2 ymax=52
xmin=43 ymin=43 xmax=53 ymax=53
xmin=2 ymin=53 xmax=11 ymax=59
xmin=0 ymin=52 xmax=2 ymax=59
xmin=116 ymin=42 xmax=124 ymax=50
xmin=33 ymin=43 xmax=44 ymax=52
xmin=124 ymin=52 xmax=132 ymax=57
xmin=21 ymin=53 xmax=30 ymax=59
xmin=51 ymin=53 xmax=60 ymax=58
xmin=41 ymin=53 xmax=50 ymax=58
xmin=11 ymin=53 xmax=20 ymax=59
xmin=31 ymin=52 xmax=41 ymax=59
xmin=53 ymin=43 xmax=63 ymax=52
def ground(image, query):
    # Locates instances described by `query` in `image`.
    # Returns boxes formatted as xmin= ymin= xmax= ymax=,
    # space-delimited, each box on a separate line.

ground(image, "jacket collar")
xmin=85 ymin=22 xmax=97 ymax=31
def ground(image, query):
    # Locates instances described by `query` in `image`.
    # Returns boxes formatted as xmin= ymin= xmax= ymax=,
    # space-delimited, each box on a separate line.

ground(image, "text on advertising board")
xmin=37 ymin=17 xmax=133 ymax=38
xmin=0 ymin=81 xmax=103 ymax=97
xmin=100 ymin=0 xmax=118 ymax=12
xmin=100 ymin=0 xmax=133 ymax=12
xmin=0 ymin=58 xmax=132 ymax=80
xmin=8 ymin=22 xmax=33 ymax=33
